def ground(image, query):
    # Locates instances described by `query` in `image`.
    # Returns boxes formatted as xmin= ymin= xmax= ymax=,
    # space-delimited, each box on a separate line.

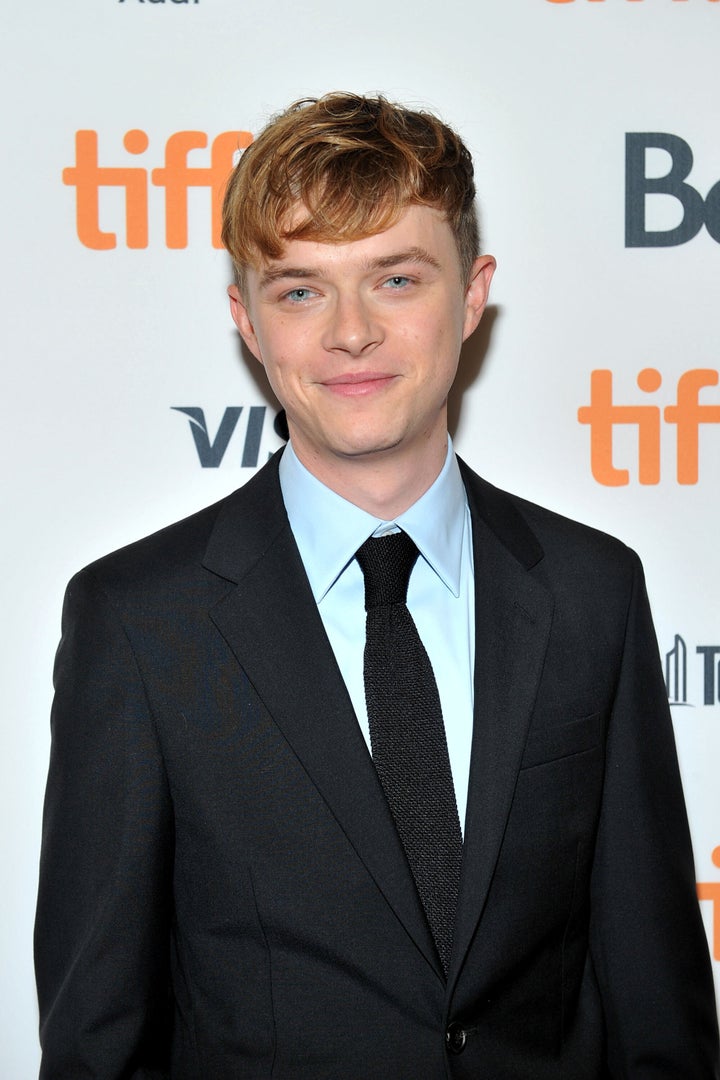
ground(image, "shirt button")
xmin=445 ymin=1022 xmax=467 ymax=1054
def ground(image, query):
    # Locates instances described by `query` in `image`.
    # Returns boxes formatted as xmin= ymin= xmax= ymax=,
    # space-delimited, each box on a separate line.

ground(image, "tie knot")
xmin=356 ymin=531 xmax=419 ymax=609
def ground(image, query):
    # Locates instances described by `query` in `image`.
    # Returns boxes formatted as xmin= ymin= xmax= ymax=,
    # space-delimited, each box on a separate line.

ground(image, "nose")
xmin=322 ymin=293 xmax=383 ymax=357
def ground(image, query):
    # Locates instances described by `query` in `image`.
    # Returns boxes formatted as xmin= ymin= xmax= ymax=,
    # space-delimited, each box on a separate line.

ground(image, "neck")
xmin=290 ymin=436 xmax=449 ymax=519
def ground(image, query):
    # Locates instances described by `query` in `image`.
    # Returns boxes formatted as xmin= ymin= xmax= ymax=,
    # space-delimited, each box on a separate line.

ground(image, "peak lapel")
xmin=203 ymin=458 xmax=442 ymax=978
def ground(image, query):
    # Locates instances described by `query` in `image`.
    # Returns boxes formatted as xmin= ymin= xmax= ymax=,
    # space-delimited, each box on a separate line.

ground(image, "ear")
xmin=228 ymin=284 xmax=263 ymax=364
xmin=462 ymin=255 xmax=496 ymax=342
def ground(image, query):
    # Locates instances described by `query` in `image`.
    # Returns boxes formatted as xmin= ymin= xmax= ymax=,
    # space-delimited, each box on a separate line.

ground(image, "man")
xmin=36 ymin=93 xmax=719 ymax=1078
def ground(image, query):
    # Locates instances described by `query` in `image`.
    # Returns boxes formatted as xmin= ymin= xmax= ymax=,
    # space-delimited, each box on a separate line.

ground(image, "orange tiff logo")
xmin=63 ymin=129 xmax=252 ymax=249
xmin=698 ymin=847 xmax=720 ymax=962
xmin=578 ymin=368 xmax=720 ymax=485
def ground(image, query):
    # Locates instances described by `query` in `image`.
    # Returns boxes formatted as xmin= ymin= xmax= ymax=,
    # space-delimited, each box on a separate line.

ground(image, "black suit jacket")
xmin=35 ymin=453 xmax=719 ymax=1078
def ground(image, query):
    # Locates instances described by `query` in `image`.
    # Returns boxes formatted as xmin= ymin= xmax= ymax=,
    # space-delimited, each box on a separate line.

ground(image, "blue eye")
xmin=284 ymin=287 xmax=314 ymax=303
xmin=384 ymin=275 xmax=411 ymax=289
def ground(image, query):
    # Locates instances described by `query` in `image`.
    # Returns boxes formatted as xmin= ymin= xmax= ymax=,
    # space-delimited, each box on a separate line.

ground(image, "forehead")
xmin=251 ymin=204 xmax=460 ymax=280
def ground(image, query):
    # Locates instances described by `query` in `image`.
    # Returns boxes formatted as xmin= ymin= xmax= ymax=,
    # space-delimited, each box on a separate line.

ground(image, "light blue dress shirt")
xmin=279 ymin=439 xmax=475 ymax=834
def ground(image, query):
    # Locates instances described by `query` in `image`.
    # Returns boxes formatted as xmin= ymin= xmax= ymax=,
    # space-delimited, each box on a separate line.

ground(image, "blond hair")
xmin=221 ymin=92 xmax=479 ymax=289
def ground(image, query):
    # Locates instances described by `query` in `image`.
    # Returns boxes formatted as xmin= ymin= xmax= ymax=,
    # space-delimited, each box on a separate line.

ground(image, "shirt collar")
xmin=279 ymin=438 xmax=468 ymax=602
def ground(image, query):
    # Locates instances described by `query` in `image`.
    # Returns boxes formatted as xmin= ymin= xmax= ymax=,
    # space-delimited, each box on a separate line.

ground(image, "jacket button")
xmin=445 ymin=1022 xmax=467 ymax=1054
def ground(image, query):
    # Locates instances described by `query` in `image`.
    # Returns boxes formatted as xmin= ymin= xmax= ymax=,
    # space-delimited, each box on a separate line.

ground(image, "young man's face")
xmin=229 ymin=204 xmax=495 ymax=487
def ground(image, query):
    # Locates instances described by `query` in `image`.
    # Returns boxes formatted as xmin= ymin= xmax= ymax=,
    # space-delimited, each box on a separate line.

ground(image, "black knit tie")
xmin=356 ymin=531 xmax=463 ymax=977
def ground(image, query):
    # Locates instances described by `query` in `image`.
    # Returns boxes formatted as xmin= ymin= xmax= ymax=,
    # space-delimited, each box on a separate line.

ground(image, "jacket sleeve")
xmin=35 ymin=568 xmax=173 ymax=1079
xmin=590 ymin=552 xmax=720 ymax=1078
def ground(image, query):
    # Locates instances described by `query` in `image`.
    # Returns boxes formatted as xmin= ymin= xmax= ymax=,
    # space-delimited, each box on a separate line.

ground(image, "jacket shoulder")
xmin=69 ymin=454 xmax=285 ymax=603
xmin=459 ymin=459 xmax=639 ymax=579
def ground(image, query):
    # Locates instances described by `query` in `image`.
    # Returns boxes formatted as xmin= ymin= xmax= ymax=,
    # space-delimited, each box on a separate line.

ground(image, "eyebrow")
xmin=257 ymin=246 xmax=442 ymax=289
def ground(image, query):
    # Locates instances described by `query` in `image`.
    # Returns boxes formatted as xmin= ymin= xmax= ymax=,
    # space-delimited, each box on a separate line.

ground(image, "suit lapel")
xmin=201 ymin=455 xmax=554 ymax=986
xmin=449 ymin=465 xmax=554 ymax=984
xmin=203 ymin=456 xmax=442 ymax=978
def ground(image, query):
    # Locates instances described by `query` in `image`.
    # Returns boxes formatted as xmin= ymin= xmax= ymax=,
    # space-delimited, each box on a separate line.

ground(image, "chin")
xmin=334 ymin=434 xmax=408 ymax=461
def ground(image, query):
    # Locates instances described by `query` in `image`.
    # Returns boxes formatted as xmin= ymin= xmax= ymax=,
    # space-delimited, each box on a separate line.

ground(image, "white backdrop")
xmin=3 ymin=1 xmax=719 ymax=1073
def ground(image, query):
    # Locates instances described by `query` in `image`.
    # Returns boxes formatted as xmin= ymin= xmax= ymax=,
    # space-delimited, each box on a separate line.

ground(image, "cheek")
xmin=259 ymin=353 xmax=312 ymax=408
xmin=405 ymin=316 xmax=458 ymax=374
xmin=264 ymin=324 xmax=314 ymax=370
xmin=397 ymin=313 xmax=439 ymax=354
xmin=407 ymin=301 xmax=458 ymax=346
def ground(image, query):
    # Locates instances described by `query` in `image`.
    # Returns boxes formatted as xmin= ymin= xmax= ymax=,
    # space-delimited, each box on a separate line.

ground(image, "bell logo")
xmin=578 ymin=368 xmax=720 ymax=485
xmin=626 ymin=133 xmax=720 ymax=247
xmin=63 ymin=129 xmax=252 ymax=249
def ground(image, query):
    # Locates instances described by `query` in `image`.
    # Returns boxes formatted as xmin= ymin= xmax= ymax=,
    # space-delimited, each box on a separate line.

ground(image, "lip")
xmin=320 ymin=372 xmax=397 ymax=396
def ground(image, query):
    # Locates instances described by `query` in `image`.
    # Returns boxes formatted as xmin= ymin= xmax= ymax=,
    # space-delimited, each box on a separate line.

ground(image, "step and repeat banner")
xmin=3 ymin=0 xmax=719 ymax=1072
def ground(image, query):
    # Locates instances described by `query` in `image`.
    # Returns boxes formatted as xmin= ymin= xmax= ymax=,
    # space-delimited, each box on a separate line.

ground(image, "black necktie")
xmin=356 ymin=531 xmax=463 ymax=977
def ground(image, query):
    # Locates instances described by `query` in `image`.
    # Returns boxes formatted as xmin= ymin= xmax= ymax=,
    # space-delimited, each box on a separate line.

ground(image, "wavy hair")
xmin=221 ymin=92 xmax=480 ymax=289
